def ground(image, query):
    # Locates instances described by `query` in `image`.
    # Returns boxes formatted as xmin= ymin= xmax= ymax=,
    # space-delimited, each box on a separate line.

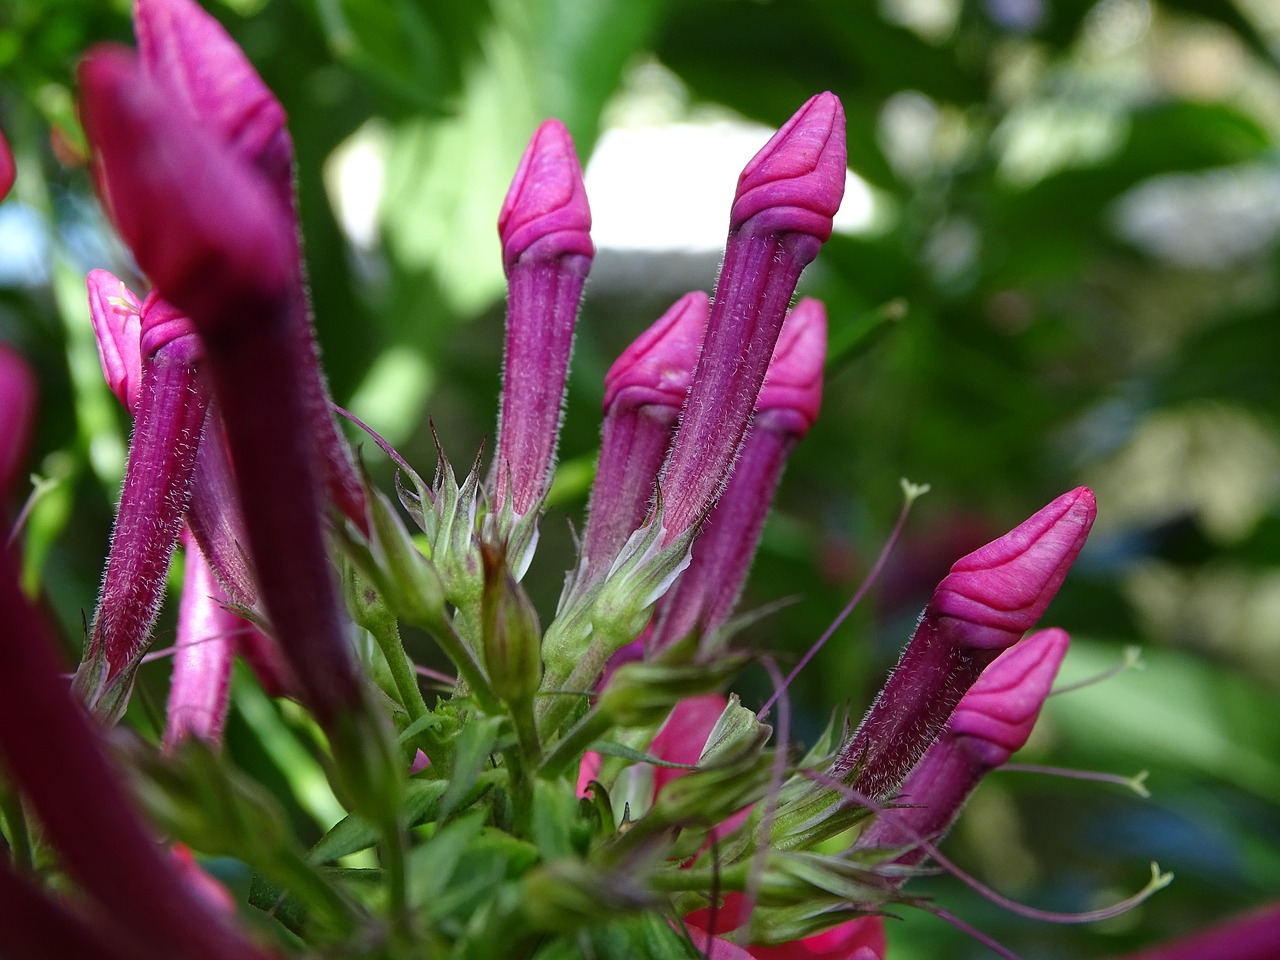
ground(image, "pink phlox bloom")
xmin=685 ymin=894 xmax=887 ymax=960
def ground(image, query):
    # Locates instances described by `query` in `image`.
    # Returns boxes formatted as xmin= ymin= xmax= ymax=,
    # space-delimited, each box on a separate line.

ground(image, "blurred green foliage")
xmin=4 ymin=0 xmax=1280 ymax=956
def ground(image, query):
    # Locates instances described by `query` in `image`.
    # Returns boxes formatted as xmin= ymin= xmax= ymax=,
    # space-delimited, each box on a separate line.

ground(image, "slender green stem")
xmin=649 ymin=863 xmax=748 ymax=893
xmin=266 ymin=848 xmax=365 ymax=938
xmin=380 ymin=816 xmax=414 ymax=951
xmin=539 ymin=707 xmax=611 ymax=779
xmin=510 ymin=697 xmax=542 ymax=769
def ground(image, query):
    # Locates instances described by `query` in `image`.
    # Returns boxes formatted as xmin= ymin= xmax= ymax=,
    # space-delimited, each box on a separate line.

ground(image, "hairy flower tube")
xmin=833 ymin=487 xmax=1095 ymax=803
xmin=75 ymin=294 xmax=209 ymax=715
xmin=649 ymin=296 xmax=826 ymax=654
xmin=79 ymin=46 xmax=398 ymax=814
xmin=489 ymin=118 xmax=593 ymax=534
xmin=855 ymin=626 xmax=1070 ymax=863
xmin=580 ymin=290 xmax=708 ymax=585
xmin=657 ymin=93 xmax=846 ymax=544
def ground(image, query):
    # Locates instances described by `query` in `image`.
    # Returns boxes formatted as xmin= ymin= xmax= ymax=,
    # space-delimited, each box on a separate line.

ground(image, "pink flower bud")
xmin=857 ymin=628 xmax=1069 ymax=861
xmin=948 ymin=626 xmax=1070 ymax=768
xmin=86 ymin=269 xmax=144 ymax=414
xmin=491 ymin=119 xmax=594 ymax=519
xmin=162 ymin=534 xmax=238 ymax=752
xmin=834 ymin=488 xmax=1095 ymax=801
xmin=649 ymin=299 xmax=826 ymax=652
xmin=0 ymin=126 xmax=15 ymax=201
xmin=730 ymin=93 xmax=848 ymax=242
xmin=658 ymin=94 xmax=845 ymax=543
xmin=0 ymin=343 xmax=37 ymax=505
xmin=582 ymin=292 xmax=708 ymax=581
xmin=134 ymin=0 xmax=293 ymax=210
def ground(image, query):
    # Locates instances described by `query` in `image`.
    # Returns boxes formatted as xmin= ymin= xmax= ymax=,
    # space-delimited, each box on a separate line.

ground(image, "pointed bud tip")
xmin=79 ymin=46 xmax=294 ymax=335
xmin=603 ymin=291 xmax=709 ymax=412
xmin=730 ymin=91 xmax=847 ymax=239
xmin=499 ymin=118 xmax=593 ymax=271
xmin=754 ymin=296 xmax=827 ymax=435
xmin=933 ymin=487 xmax=1095 ymax=650
xmin=949 ymin=627 xmax=1070 ymax=764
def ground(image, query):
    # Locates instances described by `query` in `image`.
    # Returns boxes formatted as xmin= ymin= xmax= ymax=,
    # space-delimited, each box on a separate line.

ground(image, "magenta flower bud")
xmin=162 ymin=533 xmax=238 ymax=752
xmin=80 ymin=48 xmax=295 ymax=329
xmin=78 ymin=301 xmax=209 ymax=707
xmin=581 ymin=291 xmax=708 ymax=582
xmin=80 ymin=49 xmax=368 ymax=733
xmin=856 ymin=628 xmax=1069 ymax=862
xmin=135 ymin=0 xmax=293 ymax=213
xmin=649 ymin=298 xmax=826 ymax=652
xmin=490 ymin=119 xmax=594 ymax=519
xmin=0 ymin=549 xmax=275 ymax=960
xmin=658 ymin=94 xmax=845 ymax=543
xmin=0 ymin=126 xmax=14 ymax=201
xmin=0 ymin=343 xmax=38 ymax=505
xmin=833 ymin=487 xmax=1095 ymax=801
xmin=86 ymin=269 xmax=144 ymax=414
xmin=128 ymin=0 xmax=369 ymax=530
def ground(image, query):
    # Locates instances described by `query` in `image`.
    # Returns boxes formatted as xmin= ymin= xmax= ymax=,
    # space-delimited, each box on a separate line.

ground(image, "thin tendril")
xmin=332 ymin=403 xmax=432 ymax=504
xmin=738 ymin=656 xmax=791 ymax=947
xmin=760 ymin=479 xmax=926 ymax=718
xmin=1050 ymin=646 xmax=1143 ymax=696
xmin=1000 ymin=764 xmax=1150 ymax=798
xmin=6 ymin=474 xmax=61 ymax=547
xmin=923 ymin=905 xmax=1022 ymax=960
xmin=412 ymin=663 xmax=459 ymax=686
xmin=803 ymin=769 xmax=1172 ymax=924
xmin=140 ymin=625 xmax=254 ymax=663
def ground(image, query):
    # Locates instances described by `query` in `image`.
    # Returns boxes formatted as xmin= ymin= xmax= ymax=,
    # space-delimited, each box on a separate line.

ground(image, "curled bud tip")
xmin=949 ymin=627 xmax=1070 ymax=765
xmin=86 ymin=269 xmax=144 ymax=413
xmin=134 ymin=0 xmax=292 ymax=199
xmin=602 ymin=291 xmax=708 ymax=412
xmin=933 ymin=486 xmax=1096 ymax=649
xmin=498 ymin=119 xmax=593 ymax=271
xmin=730 ymin=91 xmax=847 ymax=239
xmin=79 ymin=46 xmax=294 ymax=334
xmin=755 ymin=296 xmax=826 ymax=435
xmin=138 ymin=290 xmax=199 ymax=359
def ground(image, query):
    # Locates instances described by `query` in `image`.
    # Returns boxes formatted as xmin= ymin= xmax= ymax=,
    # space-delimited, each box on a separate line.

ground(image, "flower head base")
xmin=490 ymin=119 xmax=593 ymax=523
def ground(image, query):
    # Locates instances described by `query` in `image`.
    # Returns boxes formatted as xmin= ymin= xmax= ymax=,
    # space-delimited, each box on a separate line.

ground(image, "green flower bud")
xmin=480 ymin=542 xmax=543 ymax=705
